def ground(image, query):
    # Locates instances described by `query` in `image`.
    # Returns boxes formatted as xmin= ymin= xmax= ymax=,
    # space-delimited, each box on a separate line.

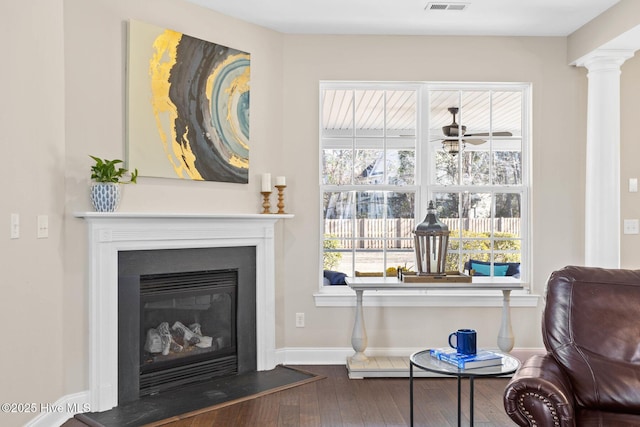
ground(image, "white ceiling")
xmin=185 ymin=0 xmax=620 ymax=36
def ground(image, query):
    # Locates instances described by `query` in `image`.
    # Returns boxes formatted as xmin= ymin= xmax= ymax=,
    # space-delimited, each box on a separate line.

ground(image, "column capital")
xmin=574 ymin=49 xmax=635 ymax=71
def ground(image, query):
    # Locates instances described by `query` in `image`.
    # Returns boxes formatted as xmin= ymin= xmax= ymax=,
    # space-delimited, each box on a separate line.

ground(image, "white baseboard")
xmin=25 ymin=391 xmax=91 ymax=427
xmin=31 ymin=346 xmax=546 ymax=425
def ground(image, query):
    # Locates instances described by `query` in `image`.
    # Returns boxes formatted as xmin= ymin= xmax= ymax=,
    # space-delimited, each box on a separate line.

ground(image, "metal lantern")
xmin=414 ymin=200 xmax=450 ymax=275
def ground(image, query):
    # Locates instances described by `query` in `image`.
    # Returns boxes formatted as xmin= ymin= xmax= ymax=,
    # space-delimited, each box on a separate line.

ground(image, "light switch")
xmin=10 ymin=213 xmax=19 ymax=239
xmin=623 ymin=219 xmax=639 ymax=234
xmin=37 ymin=215 xmax=49 ymax=239
xmin=630 ymin=178 xmax=638 ymax=193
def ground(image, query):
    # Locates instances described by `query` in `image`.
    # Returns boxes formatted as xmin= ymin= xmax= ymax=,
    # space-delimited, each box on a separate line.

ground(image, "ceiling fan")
xmin=439 ymin=107 xmax=512 ymax=155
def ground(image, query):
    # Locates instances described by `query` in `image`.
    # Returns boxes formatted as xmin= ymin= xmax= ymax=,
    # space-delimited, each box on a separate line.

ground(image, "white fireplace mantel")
xmin=74 ymin=212 xmax=293 ymax=412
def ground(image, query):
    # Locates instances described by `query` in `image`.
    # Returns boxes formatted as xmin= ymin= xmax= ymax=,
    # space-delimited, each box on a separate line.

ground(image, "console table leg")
xmin=498 ymin=289 xmax=515 ymax=352
xmin=351 ymin=289 xmax=368 ymax=362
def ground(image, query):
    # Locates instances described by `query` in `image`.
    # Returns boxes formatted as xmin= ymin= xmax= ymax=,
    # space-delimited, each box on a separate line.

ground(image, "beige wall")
xmin=4 ymin=0 xmax=638 ymax=424
xmin=1 ymin=0 xmax=66 ymax=425
xmin=620 ymin=54 xmax=640 ymax=268
xmin=568 ymin=0 xmax=640 ymax=63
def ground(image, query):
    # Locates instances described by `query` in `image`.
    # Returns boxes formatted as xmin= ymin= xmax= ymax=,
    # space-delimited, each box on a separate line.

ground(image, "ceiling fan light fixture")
xmin=442 ymin=139 xmax=465 ymax=155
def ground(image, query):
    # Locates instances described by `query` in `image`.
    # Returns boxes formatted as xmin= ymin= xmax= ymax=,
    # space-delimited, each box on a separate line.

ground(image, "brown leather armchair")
xmin=504 ymin=266 xmax=640 ymax=426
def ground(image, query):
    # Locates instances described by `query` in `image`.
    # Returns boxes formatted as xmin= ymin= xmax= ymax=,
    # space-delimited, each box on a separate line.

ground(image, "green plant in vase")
xmin=89 ymin=156 xmax=138 ymax=212
xmin=90 ymin=156 xmax=138 ymax=183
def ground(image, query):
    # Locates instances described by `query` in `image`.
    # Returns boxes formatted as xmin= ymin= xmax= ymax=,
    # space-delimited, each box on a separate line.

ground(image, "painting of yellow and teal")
xmin=127 ymin=20 xmax=250 ymax=183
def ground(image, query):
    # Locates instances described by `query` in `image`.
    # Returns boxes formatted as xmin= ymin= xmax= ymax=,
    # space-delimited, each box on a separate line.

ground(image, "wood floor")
xmin=65 ymin=365 xmax=516 ymax=427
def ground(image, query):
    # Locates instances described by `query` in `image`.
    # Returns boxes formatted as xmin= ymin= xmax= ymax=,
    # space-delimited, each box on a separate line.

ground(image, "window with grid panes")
xmin=320 ymin=82 xmax=529 ymax=285
xmin=427 ymin=86 xmax=528 ymax=279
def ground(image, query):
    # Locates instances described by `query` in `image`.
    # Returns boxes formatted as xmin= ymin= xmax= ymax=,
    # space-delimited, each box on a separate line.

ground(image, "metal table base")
xmin=409 ymin=349 xmax=520 ymax=427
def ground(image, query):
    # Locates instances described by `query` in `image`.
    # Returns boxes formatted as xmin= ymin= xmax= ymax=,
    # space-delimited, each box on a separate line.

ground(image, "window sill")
xmin=313 ymin=285 xmax=540 ymax=307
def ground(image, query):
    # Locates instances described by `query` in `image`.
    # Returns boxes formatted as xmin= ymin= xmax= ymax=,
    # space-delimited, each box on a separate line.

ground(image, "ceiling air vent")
xmin=426 ymin=2 xmax=469 ymax=11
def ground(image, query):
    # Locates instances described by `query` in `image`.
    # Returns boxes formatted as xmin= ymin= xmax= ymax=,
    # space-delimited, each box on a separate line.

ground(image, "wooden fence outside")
xmin=324 ymin=218 xmax=520 ymax=249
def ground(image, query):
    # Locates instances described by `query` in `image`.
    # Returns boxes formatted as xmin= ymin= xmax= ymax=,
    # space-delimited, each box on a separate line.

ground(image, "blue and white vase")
xmin=90 ymin=182 xmax=122 ymax=212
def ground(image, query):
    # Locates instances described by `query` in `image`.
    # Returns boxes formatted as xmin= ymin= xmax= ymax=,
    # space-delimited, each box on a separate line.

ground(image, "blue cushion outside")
xmin=467 ymin=259 xmax=520 ymax=277
xmin=323 ymin=270 xmax=347 ymax=285
xmin=471 ymin=262 xmax=508 ymax=276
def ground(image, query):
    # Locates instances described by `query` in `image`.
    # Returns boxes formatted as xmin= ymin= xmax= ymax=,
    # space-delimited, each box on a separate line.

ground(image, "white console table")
xmin=345 ymin=277 xmax=523 ymax=377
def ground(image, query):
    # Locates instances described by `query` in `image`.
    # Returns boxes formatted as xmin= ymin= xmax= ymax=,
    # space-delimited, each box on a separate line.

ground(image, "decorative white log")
xmin=144 ymin=328 xmax=163 ymax=354
xmin=169 ymin=340 xmax=183 ymax=353
xmin=189 ymin=323 xmax=202 ymax=335
xmin=196 ymin=336 xmax=213 ymax=348
xmin=174 ymin=321 xmax=214 ymax=348
xmin=158 ymin=322 xmax=172 ymax=356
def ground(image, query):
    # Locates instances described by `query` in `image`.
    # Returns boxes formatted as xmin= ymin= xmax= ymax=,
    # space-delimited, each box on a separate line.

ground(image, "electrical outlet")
xmin=295 ymin=312 xmax=305 ymax=328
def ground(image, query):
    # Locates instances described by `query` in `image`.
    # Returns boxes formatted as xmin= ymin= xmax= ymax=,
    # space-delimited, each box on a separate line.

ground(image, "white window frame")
xmin=319 ymin=82 xmax=421 ymax=282
xmin=315 ymin=81 xmax=536 ymax=308
xmin=423 ymin=83 xmax=531 ymax=282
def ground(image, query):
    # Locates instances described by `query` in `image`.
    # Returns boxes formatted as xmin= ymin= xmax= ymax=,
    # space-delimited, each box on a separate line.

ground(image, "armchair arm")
xmin=504 ymin=354 xmax=576 ymax=427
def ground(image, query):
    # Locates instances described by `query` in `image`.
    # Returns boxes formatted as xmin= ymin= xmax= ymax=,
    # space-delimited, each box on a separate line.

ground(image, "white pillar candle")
xmin=261 ymin=173 xmax=271 ymax=192
xmin=275 ymin=176 xmax=286 ymax=186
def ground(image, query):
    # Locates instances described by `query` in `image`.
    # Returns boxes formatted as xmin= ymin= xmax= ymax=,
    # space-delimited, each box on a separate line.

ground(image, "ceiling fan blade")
xmin=439 ymin=108 xmax=513 ymax=151
xmin=464 ymin=131 xmax=513 ymax=137
xmin=465 ymin=139 xmax=486 ymax=145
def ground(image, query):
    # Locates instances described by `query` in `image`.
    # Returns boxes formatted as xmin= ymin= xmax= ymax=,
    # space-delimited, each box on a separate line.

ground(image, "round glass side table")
xmin=409 ymin=349 xmax=520 ymax=427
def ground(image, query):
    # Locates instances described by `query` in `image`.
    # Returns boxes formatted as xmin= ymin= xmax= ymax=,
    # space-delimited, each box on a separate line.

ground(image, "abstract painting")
xmin=127 ymin=20 xmax=250 ymax=183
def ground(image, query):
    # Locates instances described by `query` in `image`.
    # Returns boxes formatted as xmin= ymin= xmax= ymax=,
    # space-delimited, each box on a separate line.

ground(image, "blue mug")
xmin=448 ymin=329 xmax=477 ymax=355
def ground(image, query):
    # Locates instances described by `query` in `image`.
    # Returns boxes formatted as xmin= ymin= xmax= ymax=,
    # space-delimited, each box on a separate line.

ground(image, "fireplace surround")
xmin=74 ymin=212 xmax=292 ymax=412
xmin=118 ymin=247 xmax=256 ymax=403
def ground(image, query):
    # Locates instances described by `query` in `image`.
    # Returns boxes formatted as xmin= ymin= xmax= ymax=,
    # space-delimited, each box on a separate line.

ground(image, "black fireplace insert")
xmin=117 ymin=247 xmax=256 ymax=404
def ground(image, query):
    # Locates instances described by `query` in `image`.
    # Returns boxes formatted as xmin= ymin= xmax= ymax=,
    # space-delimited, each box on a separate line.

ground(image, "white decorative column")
xmin=576 ymin=49 xmax=634 ymax=268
